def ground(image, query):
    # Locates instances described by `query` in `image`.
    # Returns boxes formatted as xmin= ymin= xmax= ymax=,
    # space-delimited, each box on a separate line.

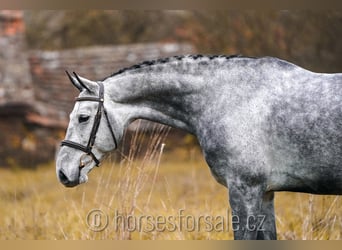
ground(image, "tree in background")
xmin=24 ymin=11 xmax=185 ymax=49
xmin=25 ymin=11 xmax=342 ymax=72
xmin=177 ymin=11 xmax=342 ymax=72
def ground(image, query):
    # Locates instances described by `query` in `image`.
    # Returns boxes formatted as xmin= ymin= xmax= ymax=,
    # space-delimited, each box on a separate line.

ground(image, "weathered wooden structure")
xmin=0 ymin=11 xmax=194 ymax=167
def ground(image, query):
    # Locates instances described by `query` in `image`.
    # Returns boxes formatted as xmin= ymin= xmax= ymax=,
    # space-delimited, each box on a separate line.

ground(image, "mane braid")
xmin=102 ymin=54 xmax=245 ymax=81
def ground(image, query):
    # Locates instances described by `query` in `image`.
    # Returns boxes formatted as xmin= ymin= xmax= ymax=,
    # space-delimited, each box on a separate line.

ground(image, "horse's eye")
xmin=78 ymin=115 xmax=90 ymax=123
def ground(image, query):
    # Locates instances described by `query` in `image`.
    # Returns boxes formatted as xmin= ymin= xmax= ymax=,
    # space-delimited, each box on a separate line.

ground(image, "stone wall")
xmin=0 ymin=10 xmax=33 ymax=107
xmin=0 ymin=11 xmax=37 ymax=167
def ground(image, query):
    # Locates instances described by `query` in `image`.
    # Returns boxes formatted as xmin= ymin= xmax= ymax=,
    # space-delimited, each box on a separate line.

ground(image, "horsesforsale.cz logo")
xmin=85 ymin=208 xmax=266 ymax=233
xmin=86 ymin=209 xmax=109 ymax=232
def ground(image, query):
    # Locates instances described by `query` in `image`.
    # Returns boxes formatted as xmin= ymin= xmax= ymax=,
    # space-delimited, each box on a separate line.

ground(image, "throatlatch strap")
xmin=103 ymin=108 xmax=118 ymax=149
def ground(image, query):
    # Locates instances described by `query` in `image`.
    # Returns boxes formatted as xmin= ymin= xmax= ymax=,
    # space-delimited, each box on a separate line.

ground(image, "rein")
xmin=61 ymin=82 xmax=117 ymax=168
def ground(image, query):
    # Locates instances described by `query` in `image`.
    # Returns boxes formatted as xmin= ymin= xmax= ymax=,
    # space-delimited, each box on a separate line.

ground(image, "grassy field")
xmin=0 ymin=128 xmax=341 ymax=240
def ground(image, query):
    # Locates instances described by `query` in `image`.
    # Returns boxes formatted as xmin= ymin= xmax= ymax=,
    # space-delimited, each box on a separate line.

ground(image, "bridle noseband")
xmin=61 ymin=82 xmax=117 ymax=168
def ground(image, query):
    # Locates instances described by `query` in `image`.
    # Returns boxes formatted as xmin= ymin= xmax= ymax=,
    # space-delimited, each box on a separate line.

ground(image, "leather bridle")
xmin=61 ymin=81 xmax=117 ymax=168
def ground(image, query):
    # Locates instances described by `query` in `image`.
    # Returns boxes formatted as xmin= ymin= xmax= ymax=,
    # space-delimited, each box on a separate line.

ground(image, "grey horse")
xmin=56 ymin=55 xmax=342 ymax=239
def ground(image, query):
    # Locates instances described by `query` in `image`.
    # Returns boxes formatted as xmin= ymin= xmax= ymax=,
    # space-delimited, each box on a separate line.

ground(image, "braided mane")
xmin=103 ymin=54 xmax=246 ymax=80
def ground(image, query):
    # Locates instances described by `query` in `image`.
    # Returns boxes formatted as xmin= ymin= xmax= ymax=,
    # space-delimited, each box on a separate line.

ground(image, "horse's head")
xmin=56 ymin=72 xmax=118 ymax=187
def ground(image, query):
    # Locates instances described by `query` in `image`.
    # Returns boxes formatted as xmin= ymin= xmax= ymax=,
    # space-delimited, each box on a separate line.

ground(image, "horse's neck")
xmin=102 ymin=56 xmax=296 ymax=134
xmin=104 ymin=65 xmax=211 ymax=133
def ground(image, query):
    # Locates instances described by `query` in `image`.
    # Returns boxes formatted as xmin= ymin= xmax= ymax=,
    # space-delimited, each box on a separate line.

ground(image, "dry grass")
xmin=0 ymin=125 xmax=341 ymax=240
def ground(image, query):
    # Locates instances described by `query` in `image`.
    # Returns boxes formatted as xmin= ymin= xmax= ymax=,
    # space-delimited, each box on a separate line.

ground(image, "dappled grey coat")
xmin=56 ymin=55 xmax=342 ymax=239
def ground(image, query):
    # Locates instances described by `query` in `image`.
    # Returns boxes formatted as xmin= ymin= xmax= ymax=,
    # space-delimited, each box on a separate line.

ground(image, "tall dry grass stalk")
xmin=89 ymin=121 xmax=171 ymax=239
xmin=277 ymin=193 xmax=341 ymax=240
xmin=301 ymin=195 xmax=341 ymax=240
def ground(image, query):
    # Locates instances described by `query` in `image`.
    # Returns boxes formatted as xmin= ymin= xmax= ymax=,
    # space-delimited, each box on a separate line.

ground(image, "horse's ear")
xmin=65 ymin=71 xmax=97 ymax=93
xmin=66 ymin=71 xmax=82 ymax=92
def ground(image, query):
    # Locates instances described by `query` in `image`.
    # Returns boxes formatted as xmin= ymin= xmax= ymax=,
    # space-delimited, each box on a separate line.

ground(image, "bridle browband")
xmin=61 ymin=81 xmax=117 ymax=168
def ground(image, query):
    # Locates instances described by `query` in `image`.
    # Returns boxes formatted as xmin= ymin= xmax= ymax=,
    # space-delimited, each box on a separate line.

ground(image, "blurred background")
xmin=1 ymin=10 xmax=341 ymax=168
xmin=0 ymin=10 xmax=341 ymax=240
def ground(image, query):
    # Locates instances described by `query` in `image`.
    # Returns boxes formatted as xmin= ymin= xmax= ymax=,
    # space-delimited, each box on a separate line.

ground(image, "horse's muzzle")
xmin=58 ymin=168 xmax=79 ymax=187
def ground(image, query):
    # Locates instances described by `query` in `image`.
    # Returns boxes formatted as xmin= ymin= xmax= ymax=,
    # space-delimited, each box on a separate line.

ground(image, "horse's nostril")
xmin=58 ymin=169 xmax=79 ymax=187
xmin=58 ymin=169 xmax=69 ymax=184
